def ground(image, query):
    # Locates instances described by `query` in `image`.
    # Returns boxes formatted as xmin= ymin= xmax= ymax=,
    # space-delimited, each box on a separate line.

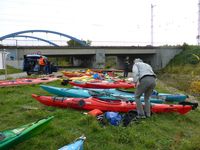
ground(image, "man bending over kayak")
xmin=132 ymin=58 xmax=156 ymax=119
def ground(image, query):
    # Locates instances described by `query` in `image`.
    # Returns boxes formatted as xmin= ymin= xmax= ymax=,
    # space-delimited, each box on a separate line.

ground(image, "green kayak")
xmin=0 ymin=116 xmax=54 ymax=150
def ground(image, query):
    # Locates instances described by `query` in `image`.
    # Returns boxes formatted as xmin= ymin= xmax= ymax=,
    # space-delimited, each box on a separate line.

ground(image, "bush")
xmin=190 ymin=80 xmax=200 ymax=95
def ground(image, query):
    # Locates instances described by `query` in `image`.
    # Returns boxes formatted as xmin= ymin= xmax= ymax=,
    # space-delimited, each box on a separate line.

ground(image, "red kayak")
xmin=0 ymin=77 xmax=59 ymax=87
xmin=69 ymin=80 xmax=135 ymax=89
xmin=91 ymin=69 xmax=123 ymax=77
xmin=62 ymin=71 xmax=91 ymax=78
xmin=32 ymin=94 xmax=194 ymax=114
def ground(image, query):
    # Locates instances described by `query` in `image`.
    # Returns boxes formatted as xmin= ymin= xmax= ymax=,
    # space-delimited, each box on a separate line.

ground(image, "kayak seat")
xmin=78 ymin=100 xmax=85 ymax=107
xmin=24 ymin=79 xmax=32 ymax=82
xmin=41 ymin=78 xmax=49 ymax=80
xmin=53 ymin=97 xmax=66 ymax=102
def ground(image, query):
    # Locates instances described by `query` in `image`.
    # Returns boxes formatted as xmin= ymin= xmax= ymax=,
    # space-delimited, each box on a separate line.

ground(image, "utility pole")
xmin=151 ymin=4 xmax=155 ymax=46
xmin=197 ymin=0 xmax=200 ymax=45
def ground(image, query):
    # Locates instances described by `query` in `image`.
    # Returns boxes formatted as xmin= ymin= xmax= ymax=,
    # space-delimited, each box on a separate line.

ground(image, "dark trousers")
xmin=123 ymin=70 xmax=129 ymax=78
xmin=39 ymin=65 xmax=45 ymax=74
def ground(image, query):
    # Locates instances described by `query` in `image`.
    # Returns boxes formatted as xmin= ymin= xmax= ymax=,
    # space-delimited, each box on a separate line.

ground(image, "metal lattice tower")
xmin=151 ymin=4 xmax=154 ymax=46
xmin=197 ymin=0 xmax=200 ymax=45
xmin=151 ymin=4 xmax=155 ymax=46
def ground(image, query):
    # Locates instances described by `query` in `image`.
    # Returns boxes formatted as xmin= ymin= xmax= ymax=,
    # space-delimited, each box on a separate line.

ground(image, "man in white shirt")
xmin=132 ymin=58 xmax=156 ymax=118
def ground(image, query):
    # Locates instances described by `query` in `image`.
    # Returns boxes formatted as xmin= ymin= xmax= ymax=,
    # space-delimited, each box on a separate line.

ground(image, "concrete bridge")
xmin=0 ymin=45 xmax=182 ymax=71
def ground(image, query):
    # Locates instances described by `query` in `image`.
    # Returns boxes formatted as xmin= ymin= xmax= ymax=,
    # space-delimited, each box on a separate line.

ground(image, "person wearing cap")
xmin=132 ymin=58 xmax=156 ymax=118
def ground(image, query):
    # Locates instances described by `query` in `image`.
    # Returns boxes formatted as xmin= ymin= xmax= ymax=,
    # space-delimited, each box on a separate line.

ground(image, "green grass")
xmin=0 ymin=65 xmax=22 ymax=75
xmin=0 ymin=80 xmax=200 ymax=150
xmin=1 ymin=45 xmax=200 ymax=149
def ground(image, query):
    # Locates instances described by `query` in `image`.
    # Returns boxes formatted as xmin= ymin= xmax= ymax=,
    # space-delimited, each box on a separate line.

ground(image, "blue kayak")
xmin=41 ymin=85 xmax=188 ymax=102
xmin=91 ymin=88 xmax=188 ymax=102
xmin=40 ymin=85 xmax=164 ymax=103
xmin=102 ymin=88 xmax=188 ymax=102
xmin=58 ymin=136 xmax=86 ymax=150
xmin=151 ymin=90 xmax=188 ymax=102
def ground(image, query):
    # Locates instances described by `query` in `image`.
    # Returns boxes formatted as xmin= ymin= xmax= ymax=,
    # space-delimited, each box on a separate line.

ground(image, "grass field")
xmin=0 ymin=65 xmax=22 ymax=75
xmin=1 ymin=45 xmax=200 ymax=149
xmin=0 ymin=79 xmax=200 ymax=150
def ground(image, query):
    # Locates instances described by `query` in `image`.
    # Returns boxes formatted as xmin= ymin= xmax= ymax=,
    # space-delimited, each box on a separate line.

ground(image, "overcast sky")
xmin=0 ymin=0 xmax=198 ymax=46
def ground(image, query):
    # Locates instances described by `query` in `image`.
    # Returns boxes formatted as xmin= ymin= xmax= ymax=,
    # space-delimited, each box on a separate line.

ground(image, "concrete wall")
xmin=6 ymin=60 xmax=23 ymax=69
xmin=153 ymin=47 xmax=182 ymax=70
xmin=4 ymin=49 xmax=23 ymax=69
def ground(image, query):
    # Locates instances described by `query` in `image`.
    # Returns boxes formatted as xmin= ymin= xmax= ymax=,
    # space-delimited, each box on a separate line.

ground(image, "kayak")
xmin=32 ymin=94 xmax=137 ymax=112
xmin=87 ymin=88 xmax=188 ymax=102
xmin=113 ymin=89 xmax=188 ymax=102
xmin=32 ymin=94 xmax=194 ymax=115
xmin=40 ymin=85 xmax=164 ymax=103
xmin=91 ymin=69 xmax=123 ymax=77
xmin=58 ymin=135 xmax=86 ymax=150
xmin=151 ymin=90 xmax=188 ymax=102
xmin=0 ymin=76 xmax=59 ymax=87
xmin=69 ymin=76 xmax=94 ymax=82
xmin=69 ymin=80 xmax=135 ymax=89
xmin=0 ymin=116 xmax=54 ymax=150
xmin=62 ymin=71 xmax=91 ymax=78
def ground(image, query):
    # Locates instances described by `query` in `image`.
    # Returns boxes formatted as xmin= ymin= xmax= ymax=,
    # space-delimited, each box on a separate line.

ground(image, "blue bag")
xmin=105 ymin=112 xmax=122 ymax=126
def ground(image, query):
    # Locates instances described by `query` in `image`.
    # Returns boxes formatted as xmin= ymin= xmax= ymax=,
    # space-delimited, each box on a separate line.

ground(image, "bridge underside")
xmin=1 ymin=46 xmax=182 ymax=71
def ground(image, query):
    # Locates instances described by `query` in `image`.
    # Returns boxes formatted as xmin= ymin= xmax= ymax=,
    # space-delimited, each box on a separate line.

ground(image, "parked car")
xmin=23 ymin=54 xmax=57 ymax=75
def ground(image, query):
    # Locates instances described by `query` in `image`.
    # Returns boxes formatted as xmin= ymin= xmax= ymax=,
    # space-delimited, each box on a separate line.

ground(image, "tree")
xmin=67 ymin=39 xmax=92 ymax=47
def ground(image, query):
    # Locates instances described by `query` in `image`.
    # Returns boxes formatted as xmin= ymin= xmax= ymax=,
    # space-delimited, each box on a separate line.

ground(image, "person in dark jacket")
xmin=123 ymin=60 xmax=130 ymax=78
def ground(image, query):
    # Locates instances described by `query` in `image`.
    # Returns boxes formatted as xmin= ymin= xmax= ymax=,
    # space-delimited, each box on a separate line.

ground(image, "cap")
xmin=134 ymin=58 xmax=143 ymax=63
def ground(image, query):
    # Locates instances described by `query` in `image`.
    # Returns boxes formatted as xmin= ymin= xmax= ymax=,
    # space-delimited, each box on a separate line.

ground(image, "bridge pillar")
xmin=72 ymin=55 xmax=94 ymax=68
xmin=73 ymin=57 xmax=82 ymax=66
xmin=92 ymin=50 xmax=105 ymax=69
xmin=116 ymin=56 xmax=125 ymax=69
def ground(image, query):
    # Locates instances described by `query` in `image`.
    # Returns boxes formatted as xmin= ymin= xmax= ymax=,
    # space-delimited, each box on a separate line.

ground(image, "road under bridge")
xmin=1 ymin=46 xmax=182 ymax=71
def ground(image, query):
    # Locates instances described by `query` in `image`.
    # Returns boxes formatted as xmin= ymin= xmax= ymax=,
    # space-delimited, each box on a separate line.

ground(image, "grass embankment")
xmin=1 ymin=45 xmax=200 ymax=149
xmin=158 ymin=45 xmax=200 ymax=99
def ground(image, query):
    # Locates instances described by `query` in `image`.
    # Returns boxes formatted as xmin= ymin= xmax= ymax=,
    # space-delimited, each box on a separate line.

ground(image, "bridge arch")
xmin=0 ymin=30 xmax=88 ymax=46
xmin=14 ymin=35 xmax=59 ymax=47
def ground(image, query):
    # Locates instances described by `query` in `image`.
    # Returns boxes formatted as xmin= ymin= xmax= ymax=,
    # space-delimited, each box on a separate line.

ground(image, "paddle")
xmin=178 ymin=101 xmax=198 ymax=110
